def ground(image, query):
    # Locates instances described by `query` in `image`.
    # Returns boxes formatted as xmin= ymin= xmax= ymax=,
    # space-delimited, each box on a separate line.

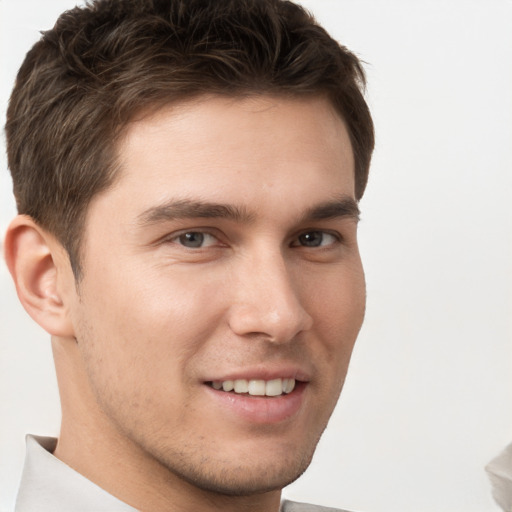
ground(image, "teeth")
xmin=248 ymin=380 xmax=266 ymax=396
xmin=210 ymin=378 xmax=296 ymax=397
xmin=222 ymin=380 xmax=234 ymax=392
xmin=234 ymin=380 xmax=249 ymax=393
xmin=283 ymin=378 xmax=296 ymax=394
xmin=266 ymin=378 xmax=283 ymax=396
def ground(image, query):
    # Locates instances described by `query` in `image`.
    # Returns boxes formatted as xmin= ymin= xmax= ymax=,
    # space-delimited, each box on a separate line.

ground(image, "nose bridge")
xmin=228 ymin=247 xmax=313 ymax=342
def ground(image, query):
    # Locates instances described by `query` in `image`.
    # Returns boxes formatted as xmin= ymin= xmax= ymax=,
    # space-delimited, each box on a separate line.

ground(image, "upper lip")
xmin=203 ymin=364 xmax=312 ymax=383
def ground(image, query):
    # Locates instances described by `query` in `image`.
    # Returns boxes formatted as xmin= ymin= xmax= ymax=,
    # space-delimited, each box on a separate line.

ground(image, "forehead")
xmin=90 ymin=95 xmax=355 ymax=223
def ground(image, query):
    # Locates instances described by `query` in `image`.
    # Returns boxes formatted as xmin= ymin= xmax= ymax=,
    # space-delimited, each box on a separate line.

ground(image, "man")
xmin=4 ymin=0 xmax=374 ymax=510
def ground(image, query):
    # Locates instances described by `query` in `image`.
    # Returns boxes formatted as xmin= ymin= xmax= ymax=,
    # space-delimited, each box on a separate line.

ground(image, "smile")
xmin=208 ymin=378 xmax=296 ymax=397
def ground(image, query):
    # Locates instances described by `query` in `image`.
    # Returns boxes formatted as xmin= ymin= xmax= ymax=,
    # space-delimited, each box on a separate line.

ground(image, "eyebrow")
xmin=137 ymin=195 xmax=360 ymax=226
xmin=301 ymin=195 xmax=360 ymax=223
xmin=137 ymin=198 xmax=255 ymax=226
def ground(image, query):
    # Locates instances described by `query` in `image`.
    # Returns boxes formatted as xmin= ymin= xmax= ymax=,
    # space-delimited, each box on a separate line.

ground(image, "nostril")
xmin=227 ymin=301 xmax=312 ymax=342
xmin=227 ymin=262 xmax=312 ymax=341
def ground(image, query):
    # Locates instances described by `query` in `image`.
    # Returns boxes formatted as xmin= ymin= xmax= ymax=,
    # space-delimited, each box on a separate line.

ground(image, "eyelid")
xmin=290 ymin=229 xmax=342 ymax=248
xmin=160 ymin=228 xmax=225 ymax=248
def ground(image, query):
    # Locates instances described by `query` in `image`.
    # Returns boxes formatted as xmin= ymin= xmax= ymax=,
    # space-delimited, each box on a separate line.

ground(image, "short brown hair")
xmin=6 ymin=0 xmax=374 ymax=278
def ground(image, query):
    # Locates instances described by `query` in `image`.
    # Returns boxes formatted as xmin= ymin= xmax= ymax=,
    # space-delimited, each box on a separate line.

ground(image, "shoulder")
xmin=281 ymin=499 xmax=355 ymax=512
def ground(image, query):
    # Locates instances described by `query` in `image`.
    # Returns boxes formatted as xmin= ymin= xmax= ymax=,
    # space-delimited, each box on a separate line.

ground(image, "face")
xmin=67 ymin=95 xmax=365 ymax=495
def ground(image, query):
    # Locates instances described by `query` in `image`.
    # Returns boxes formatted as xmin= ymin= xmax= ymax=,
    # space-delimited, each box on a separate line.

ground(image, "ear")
xmin=4 ymin=215 xmax=76 ymax=337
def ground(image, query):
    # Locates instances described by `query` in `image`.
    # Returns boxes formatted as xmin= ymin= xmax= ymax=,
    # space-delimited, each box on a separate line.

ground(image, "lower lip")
xmin=204 ymin=382 xmax=306 ymax=424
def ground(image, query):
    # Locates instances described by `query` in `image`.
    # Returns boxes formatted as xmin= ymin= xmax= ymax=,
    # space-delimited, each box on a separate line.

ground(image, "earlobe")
xmin=4 ymin=215 xmax=76 ymax=337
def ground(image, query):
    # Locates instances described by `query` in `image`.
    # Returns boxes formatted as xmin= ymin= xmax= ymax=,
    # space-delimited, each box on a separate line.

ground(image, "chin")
xmin=157 ymin=438 xmax=318 ymax=497
xmin=178 ymin=455 xmax=313 ymax=497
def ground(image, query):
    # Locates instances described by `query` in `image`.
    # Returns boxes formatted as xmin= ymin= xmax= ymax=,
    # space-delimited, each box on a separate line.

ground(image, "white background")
xmin=1 ymin=1 xmax=511 ymax=511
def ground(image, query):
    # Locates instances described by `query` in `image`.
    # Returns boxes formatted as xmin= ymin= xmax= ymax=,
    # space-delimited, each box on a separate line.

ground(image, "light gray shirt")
xmin=486 ymin=442 xmax=512 ymax=512
xmin=15 ymin=435 xmax=350 ymax=512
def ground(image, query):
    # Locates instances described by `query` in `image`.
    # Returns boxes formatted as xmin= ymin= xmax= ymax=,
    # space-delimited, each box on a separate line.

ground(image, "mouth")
xmin=203 ymin=375 xmax=307 ymax=423
xmin=206 ymin=378 xmax=296 ymax=397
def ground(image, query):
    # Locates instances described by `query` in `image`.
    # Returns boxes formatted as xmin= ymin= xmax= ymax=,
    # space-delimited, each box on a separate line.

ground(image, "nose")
xmin=227 ymin=251 xmax=313 ymax=343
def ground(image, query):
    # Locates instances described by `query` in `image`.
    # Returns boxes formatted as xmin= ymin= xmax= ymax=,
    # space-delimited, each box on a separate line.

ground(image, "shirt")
xmin=486 ymin=442 xmax=512 ymax=512
xmin=15 ymin=435 xmax=349 ymax=512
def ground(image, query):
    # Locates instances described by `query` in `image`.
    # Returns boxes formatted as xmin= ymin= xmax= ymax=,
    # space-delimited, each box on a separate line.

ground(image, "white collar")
xmin=15 ymin=435 xmax=137 ymax=512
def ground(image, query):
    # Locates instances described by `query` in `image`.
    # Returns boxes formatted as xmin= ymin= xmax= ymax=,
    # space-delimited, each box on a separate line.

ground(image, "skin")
xmin=6 ymin=95 xmax=366 ymax=512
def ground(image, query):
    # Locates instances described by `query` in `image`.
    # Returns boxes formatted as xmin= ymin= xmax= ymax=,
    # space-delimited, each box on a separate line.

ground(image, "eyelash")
xmin=171 ymin=231 xmax=219 ymax=248
xmin=165 ymin=229 xmax=341 ymax=249
xmin=291 ymin=230 xmax=341 ymax=248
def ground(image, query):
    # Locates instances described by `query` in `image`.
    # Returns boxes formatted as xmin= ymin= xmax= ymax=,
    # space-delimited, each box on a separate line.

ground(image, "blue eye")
xmin=176 ymin=232 xmax=216 ymax=248
xmin=297 ymin=231 xmax=338 ymax=247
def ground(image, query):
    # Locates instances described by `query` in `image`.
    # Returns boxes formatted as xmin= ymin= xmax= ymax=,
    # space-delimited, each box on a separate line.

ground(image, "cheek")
xmin=308 ymin=261 xmax=366 ymax=332
xmin=74 ymin=262 xmax=229 ymax=387
xmin=306 ymin=262 xmax=366 ymax=379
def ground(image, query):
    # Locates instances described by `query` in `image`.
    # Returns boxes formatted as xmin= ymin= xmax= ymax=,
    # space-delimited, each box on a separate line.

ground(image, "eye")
xmin=174 ymin=231 xmax=218 ymax=248
xmin=295 ymin=231 xmax=339 ymax=248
